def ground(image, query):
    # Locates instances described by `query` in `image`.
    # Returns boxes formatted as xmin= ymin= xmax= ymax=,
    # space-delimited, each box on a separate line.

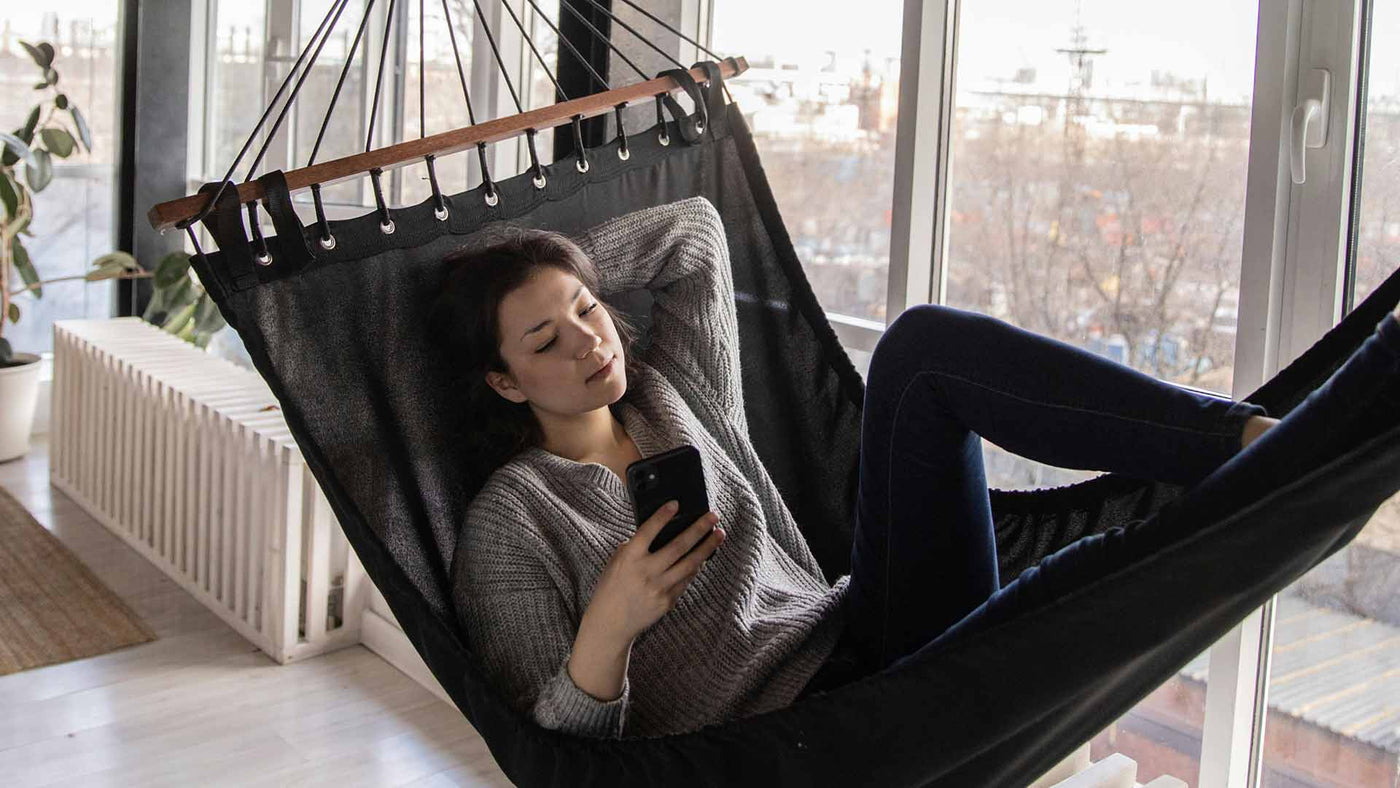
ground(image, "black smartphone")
xmin=625 ymin=444 xmax=712 ymax=556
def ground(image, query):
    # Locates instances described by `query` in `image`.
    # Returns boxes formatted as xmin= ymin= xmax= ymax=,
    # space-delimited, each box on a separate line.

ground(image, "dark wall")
xmin=116 ymin=0 xmax=192 ymax=317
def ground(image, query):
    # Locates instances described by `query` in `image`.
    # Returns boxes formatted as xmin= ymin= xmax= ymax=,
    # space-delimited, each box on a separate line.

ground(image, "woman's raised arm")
xmin=576 ymin=196 xmax=747 ymax=437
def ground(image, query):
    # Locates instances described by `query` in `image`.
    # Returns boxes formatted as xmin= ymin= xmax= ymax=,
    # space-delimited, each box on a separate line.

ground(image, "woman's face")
xmin=486 ymin=266 xmax=627 ymax=415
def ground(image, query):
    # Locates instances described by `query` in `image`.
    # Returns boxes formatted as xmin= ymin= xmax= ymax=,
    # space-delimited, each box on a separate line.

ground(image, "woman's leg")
xmin=887 ymin=310 xmax=1400 ymax=664
xmin=842 ymin=304 xmax=1268 ymax=675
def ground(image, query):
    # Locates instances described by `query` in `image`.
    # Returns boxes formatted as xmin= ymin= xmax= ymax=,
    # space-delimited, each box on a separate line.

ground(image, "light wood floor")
xmin=0 ymin=435 xmax=514 ymax=788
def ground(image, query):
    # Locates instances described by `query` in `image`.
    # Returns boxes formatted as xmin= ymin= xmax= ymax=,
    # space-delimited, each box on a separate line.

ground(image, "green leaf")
xmin=12 ymin=238 xmax=41 ymax=299
xmin=55 ymin=93 xmax=68 ymax=110
xmin=143 ymin=275 xmax=194 ymax=324
xmin=0 ymin=131 xmax=36 ymax=168
xmin=0 ymin=171 xmax=17 ymax=220
xmin=91 ymin=251 xmax=140 ymax=273
xmin=7 ymin=302 xmax=19 ymax=324
xmin=192 ymin=294 xmax=226 ymax=344
xmin=153 ymin=251 xmax=192 ymax=289
xmin=70 ymin=107 xmax=91 ymax=151
xmin=20 ymin=41 xmax=52 ymax=69
xmin=161 ymin=300 xmax=197 ymax=333
xmin=87 ymin=252 xmax=141 ymax=281
xmin=32 ymin=82 xmax=47 ymax=91
xmin=40 ymin=128 xmax=75 ymax=158
xmin=25 ymin=149 xmax=52 ymax=193
xmin=44 ymin=68 xmax=59 ymax=87
xmin=0 ymin=337 xmax=11 ymax=364
xmin=21 ymin=106 xmax=39 ymax=144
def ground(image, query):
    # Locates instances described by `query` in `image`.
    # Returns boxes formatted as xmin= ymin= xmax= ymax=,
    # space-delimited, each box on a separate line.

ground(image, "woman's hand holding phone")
xmin=580 ymin=500 xmax=727 ymax=646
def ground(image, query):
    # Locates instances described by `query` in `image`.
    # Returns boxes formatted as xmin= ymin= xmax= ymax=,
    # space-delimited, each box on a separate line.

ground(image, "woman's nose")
xmin=576 ymin=333 xmax=602 ymax=359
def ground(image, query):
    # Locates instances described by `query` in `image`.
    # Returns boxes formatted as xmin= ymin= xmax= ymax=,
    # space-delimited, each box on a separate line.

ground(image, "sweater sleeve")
xmin=452 ymin=487 xmax=630 ymax=739
xmin=576 ymin=196 xmax=747 ymax=439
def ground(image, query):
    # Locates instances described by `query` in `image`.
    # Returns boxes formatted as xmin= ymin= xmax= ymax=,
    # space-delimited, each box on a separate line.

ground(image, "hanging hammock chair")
xmin=151 ymin=2 xmax=1400 ymax=784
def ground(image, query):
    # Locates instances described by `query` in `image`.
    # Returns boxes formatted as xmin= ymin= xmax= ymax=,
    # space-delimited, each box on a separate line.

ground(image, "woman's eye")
xmin=535 ymin=303 xmax=600 ymax=353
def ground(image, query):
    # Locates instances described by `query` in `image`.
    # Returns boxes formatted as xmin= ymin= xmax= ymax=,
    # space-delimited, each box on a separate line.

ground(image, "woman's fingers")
xmin=654 ymin=511 xmax=720 ymax=568
xmin=659 ymin=526 xmax=726 ymax=591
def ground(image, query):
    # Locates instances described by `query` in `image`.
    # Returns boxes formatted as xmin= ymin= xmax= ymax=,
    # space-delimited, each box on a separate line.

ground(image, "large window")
xmin=707 ymin=0 xmax=1399 ymax=785
xmin=1 ymin=6 xmax=120 ymax=355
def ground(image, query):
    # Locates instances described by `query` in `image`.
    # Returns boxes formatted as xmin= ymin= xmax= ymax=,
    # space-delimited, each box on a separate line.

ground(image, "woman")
xmin=435 ymin=196 xmax=1399 ymax=741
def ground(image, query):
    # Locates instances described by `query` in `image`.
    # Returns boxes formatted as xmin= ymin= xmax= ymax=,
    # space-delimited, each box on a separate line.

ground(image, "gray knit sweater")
xmin=450 ymin=196 xmax=851 ymax=740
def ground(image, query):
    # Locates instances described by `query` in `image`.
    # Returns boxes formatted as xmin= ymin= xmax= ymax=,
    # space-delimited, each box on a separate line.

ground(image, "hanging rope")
xmin=555 ymin=0 xmax=646 ymax=80
xmin=248 ymin=0 xmax=352 ymax=180
xmin=614 ymin=103 xmax=630 ymax=159
xmin=524 ymin=0 xmax=610 ymax=94
xmin=611 ymin=0 xmax=723 ymax=62
xmin=498 ymin=0 xmax=568 ymax=104
xmin=310 ymin=0 xmax=377 ymax=166
xmin=421 ymin=0 xmax=448 ymax=219
xmin=366 ymin=0 xmax=400 ymax=232
xmin=366 ymin=0 xmax=400 ymax=153
xmin=440 ymin=0 xmax=498 ymax=205
xmin=308 ymin=0 xmax=378 ymax=246
xmin=470 ymin=0 xmax=525 ymax=113
xmin=469 ymin=0 xmax=549 ymax=189
xmin=176 ymin=0 xmax=347 ymax=231
xmin=575 ymin=0 xmax=686 ymax=72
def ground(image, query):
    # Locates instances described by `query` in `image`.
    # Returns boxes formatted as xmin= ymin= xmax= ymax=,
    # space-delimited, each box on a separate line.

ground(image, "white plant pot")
xmin=0 ymin=352 xmax=42 ymax=462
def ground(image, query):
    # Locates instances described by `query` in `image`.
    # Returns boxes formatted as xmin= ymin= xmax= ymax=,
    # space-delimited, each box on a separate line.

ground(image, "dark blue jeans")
xmin=799 ymin=305 xmax=1400 ymax=699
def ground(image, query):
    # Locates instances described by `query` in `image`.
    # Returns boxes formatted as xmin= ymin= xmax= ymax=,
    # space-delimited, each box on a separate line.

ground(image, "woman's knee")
xmin=872 ymin=304 xmax=995 ymax=372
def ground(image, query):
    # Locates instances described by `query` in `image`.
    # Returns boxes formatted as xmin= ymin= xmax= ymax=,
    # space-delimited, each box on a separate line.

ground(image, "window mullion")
xmin=888 ymin=0 xmax=957 ymax=322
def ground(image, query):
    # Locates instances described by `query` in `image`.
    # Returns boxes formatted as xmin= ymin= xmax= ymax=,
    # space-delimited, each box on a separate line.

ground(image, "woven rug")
xmin=0 ymin=486 xmax=157 ymax=675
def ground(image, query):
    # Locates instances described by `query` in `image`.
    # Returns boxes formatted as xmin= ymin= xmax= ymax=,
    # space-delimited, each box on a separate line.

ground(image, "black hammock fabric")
xmin=185 ymin=64 xmax=1400 ymax=787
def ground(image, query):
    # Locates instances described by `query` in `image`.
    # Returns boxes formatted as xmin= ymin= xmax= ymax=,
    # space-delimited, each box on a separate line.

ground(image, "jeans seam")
xmin=925 ymin=369 xmax=1240 ymax=438
xmin=879 ymin=369 xmax=935 ymax=669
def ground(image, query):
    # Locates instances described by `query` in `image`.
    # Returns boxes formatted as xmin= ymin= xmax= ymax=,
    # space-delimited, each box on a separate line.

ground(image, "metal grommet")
xmin=617 ymin=146 xmax=631 ymax=161
xmin=434 ymin=205 xmax=449 ymax=221
xmin=318 ymin=234 xmax=336 ymax=250
xmin=255 ymin=251 xmax=273 ymax=266
xmin=576 ymin=158 xmax=590 ymax=174
xmin=484 ymin=190 xmax=499 ymax=207
xmin=658 ymin=132 xmax=671 ymax=146
xmin=532 ymin=173 xmax=547 ymax=189
xmin=380 ymin=219 xmax=396 ymax=235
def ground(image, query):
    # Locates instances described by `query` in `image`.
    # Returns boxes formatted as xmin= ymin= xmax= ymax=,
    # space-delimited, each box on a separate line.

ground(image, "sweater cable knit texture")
xmin=451 ymin=197 xmax=851 ymax=739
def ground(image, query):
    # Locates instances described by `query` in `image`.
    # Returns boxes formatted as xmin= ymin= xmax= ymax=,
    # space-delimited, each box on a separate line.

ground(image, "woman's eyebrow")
xmin=520 ymin=285 xmax=586 ymax=341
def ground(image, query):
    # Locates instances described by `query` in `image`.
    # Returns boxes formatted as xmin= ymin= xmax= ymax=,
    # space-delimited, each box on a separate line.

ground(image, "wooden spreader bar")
xmin=148 ymin=58 xmax=747 ymax=232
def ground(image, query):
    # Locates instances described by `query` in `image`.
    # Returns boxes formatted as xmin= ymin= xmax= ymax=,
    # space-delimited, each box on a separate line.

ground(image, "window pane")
xmin=944 ymin=3 xmax=1260 ymax=783
xmin=2 ymin=8 xmax=120 ymax=355
xmin=209 ymin=2 xmax=267 ymax=182
xmin=1261 ymin=4 xmax=1400 ymax=785
xmin=712 ymin=0 xmax=900 ymax=325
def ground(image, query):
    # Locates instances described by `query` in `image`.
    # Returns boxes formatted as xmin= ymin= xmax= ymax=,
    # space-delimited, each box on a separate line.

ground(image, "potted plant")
xmin=1 ymin=40 xmax=225 ymax=462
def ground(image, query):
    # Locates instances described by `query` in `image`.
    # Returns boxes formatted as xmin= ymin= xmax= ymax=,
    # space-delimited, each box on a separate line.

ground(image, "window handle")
xmin=1290 ymin=68 xmax=1332 ymax=185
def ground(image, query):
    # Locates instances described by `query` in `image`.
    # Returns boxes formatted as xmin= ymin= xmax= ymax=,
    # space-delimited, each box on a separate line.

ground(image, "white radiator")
xmin=50 ymin=318 xmax=369 ymax=664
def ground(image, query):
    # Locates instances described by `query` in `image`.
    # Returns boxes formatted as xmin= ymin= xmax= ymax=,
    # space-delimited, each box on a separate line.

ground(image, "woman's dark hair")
xmin=427 ymin=225 xmax=645 ymax=478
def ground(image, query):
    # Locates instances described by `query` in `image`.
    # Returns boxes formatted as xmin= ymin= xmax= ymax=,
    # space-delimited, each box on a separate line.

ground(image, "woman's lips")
xmin=587 ymin=356 xmax=616 ymax=383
